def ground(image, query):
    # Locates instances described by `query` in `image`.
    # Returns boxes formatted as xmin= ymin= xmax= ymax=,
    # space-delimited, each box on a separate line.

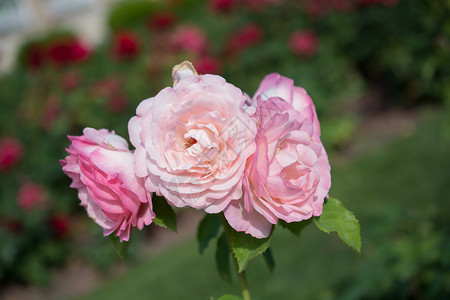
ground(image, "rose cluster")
xmin=61 ymin=62 xmax=330 ymax=241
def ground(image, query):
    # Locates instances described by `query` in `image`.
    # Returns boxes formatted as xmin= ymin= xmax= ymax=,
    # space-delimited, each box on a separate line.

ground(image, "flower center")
xmin=184 ymin=137 xmax=198 ymax=148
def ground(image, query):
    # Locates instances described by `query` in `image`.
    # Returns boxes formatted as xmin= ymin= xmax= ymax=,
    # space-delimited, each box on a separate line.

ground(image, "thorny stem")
xmin=220 ymin=213 xmax=251 ymax=300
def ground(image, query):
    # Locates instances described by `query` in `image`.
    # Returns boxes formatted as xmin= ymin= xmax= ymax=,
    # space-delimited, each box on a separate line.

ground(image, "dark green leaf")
xmin=230 ymin=226 xmax=273 ymax=273
xmin=152 ymin=195 xmax=177 ymax=232
xmin=314 ymin=198 xmax=361 ymax=254
xmin=198 ymin=214 xmax=222 ymax=254
xmin=109 ymin=235 xmax=129 ymax=260
xmin=217 ymin=295 xmax=243 ymax=300
xmin=262 ymin=247 xmax=275 ymax=273
xmin=215 ymin=232 xmax=232 ymax=284
xmin=278 ymin=218 xmax=312 ymax=237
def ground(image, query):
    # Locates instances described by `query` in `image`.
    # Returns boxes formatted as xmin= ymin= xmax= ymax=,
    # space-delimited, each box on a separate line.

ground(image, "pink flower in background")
xmin=171 ymin=25 xmax=208 ymax=54
xmin=60 ymin=128 xmax=154 ymax=242
xmin=107 ymin=94 xmax=128 ymax=112
xmin=194 ymin=56 xmax=222 ymax=74
xmin=302 ymin=0 xmax=329 ymax=19
xmin=148 ymin=11 xmax=176 ymax=31
xmin=289 ymin=30 xmax=319 ymax=58
xmin=0 ymin=137 xmax=23 ymax=171
xmin=210 ymin=0 xmax=236 ymax=12
xmin=112 ymin=31 xmax=141 ymax=60
xmin=17 ymin=182 xmax=47 ymax=211
xmin=41 ymin=95 xmax=61 ymax=131
xmin=129 ymin=62 xmax=256 ymax=214
xmin=91 ymin=76 xmax=121 ymax=98
xmin=224 ymin=74 xmax=330 ymax=238
xmin=226 ymin=24 xmax=263 ymax=55
xmin=61 ymin=70 xmax=82 ymax=91
xmin=47 ymin=38 xmax=90 ymax=65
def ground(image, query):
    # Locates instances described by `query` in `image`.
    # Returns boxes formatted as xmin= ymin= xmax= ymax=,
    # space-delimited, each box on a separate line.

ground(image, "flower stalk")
xmin=220 ymin=213 xmax=251 ymax=300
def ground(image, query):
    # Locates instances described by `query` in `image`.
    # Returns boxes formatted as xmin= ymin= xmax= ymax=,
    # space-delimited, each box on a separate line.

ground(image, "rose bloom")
xmin=41 ymin=95 xmax=61 ymax=131
xmin=17 ymin=182 xmax=47 ymax=211
xmin=47 ymin=38 xmax=90 ymax=65
xmin=289 ymin=30 xmax=319 ymax=58
xmin=194 ymin=56 xmax=222 ymax=75
xmin=61 ymin=70 xmax=82 ymax=91
xmin=224 ymin=74 xmax=331 ymax=238
xmin=60 ymin=128 xmax=154 ymax=242
xmin=26 ymin=43 xmax=44 ymax=70
xmin=148 ymin=11 xmax=176 ymax=31
xmin=0 ymin=137 xmax=23 ymax=171
xmin=129 ymin=62 xmax=256 ymax=214
xmin=171 ymin=25 xmax=208 ymax=54
xmin=226 ymin=24 xmax=263 ymax=55
xmin=112 ymin=31 xmax=141 ymax=60
xmin=210 ymin=0 xmax=236 ymax=12
xmin=49 ymin=213 xmax=71 ymax=238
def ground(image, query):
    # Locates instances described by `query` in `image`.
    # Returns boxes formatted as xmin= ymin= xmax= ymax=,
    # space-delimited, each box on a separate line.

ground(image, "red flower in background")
xmin=210 ymin=0 xmax=236 ymax=12
xmin=226 ymin=23 xmax=263 ymax=55
xmin=25 ymin=44 xmax=44 ymax=70
xmin=171 ymin=25 xmax=208 ymax=54
xmin=17 ymin=182 xmax=47 ymax=211
xmin=0 ymin=137 xmax=23 ymax=172
xmin=47 ymin=38 xmax=90 ymax=65
xmin=113 ymin=31 xmax=141 ymax=60
xmin=195 ymin=56 xmax=222 ymax=74
xmin=289 ymin=30 xmax=319 ymax=57
xmin=49 ymin=214 xmax=71 ymax=239
xmin=148 ymin=11 xmax=176 ymax=31
xmin=1 ymin=218 xmax=23 ymax=234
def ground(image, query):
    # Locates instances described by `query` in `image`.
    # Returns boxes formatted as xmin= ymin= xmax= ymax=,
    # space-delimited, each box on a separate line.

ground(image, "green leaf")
xmin=314 ymin=198 xmax=361 ymax=254
xmin=215 ymin=232 xmax=232 ymax=284
xmin=197 ymin=214 xmax=222 ymax=254
xmin=262 ymin=247 xmax=275 ymax=273
xmin=279 ymin=218 xmax=312 ymax=237
xmin=152 ymin=195 xmax=177 ymax=232
xmin=109 ymin=235 xmax=129 ymax=260
xmin=217 ymin=295 xmax=243 ymax=300
xmin=229 ymin=227 xmax=273 ymax=273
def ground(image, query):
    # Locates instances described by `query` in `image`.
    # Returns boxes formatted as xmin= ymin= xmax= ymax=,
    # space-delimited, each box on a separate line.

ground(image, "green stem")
xmin=220 ymin=213 xmax=251 ymax=300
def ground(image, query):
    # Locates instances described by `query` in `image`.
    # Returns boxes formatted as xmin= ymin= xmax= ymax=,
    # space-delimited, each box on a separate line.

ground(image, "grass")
xmin=77 ymin=110 xmax=450 ymax=300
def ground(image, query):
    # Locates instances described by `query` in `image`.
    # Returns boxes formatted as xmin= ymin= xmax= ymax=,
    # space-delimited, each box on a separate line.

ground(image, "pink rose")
xmin=224 ymin=74 xmax=331 ymax=238
xmin=289 ymin=30 xmax=319 ymax=58
xmin=171 ymin=25 xmax=208 ymax=54
xmin=129 ymin=62 xmax=256 ymax=214
xmin=0 ymin=137 xmax=23 ymax=172
xmin=60 ymin=128 xmax=154 ymax=242
xmin=17 ymin=182 xmax=47 ymax=211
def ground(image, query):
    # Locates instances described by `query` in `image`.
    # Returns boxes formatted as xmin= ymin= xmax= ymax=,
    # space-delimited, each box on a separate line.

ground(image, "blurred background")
xmin=0 ymin=0 xmax=449 ymax=299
